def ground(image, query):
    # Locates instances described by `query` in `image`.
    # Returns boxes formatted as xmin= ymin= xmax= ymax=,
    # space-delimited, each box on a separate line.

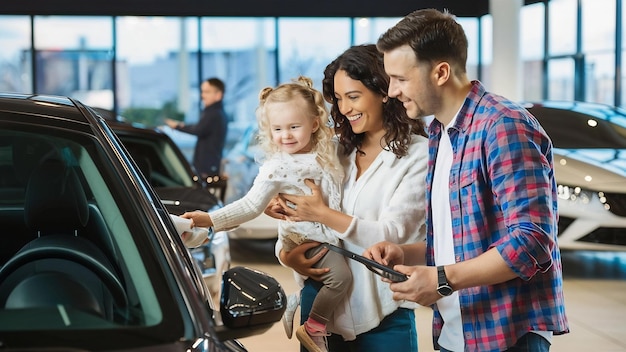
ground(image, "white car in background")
xmin=525 ymin=101 xmax=626 ymax=251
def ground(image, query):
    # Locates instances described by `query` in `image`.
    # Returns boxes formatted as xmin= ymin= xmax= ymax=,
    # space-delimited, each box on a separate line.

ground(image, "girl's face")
xmin=333 ymin=69 xmax=385 ymax=135
xmin=267 ymin=97 xmax=319 ymax=154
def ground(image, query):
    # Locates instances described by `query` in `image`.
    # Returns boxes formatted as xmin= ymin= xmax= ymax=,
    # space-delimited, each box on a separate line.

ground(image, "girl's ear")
xmin=383 ymin=95 xmax=389 ymax=103
xmin=311 ymin=118 xmax=320 ymax=133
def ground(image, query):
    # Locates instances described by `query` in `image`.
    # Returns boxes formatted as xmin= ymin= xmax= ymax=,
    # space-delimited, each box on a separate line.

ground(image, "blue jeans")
xmin=439 ymin=332 xmax=551 ymax=352
xmin=300 ymin=278 xmax=418 ymax=352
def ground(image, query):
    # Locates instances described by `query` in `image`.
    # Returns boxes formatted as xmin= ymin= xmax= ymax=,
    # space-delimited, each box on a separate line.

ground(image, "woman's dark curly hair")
xmin=322 ymin=44 xmax=427 ymax=158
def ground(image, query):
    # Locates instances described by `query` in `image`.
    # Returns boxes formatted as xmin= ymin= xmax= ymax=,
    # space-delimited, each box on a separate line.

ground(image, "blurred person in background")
xmin=166 ymin=77 xmax=228 ymax=179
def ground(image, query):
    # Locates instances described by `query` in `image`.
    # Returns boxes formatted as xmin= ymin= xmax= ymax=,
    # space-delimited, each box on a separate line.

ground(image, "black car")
xmin=99 ymin=115 xmax=231 ymax=299
xmin=0 ymin=93 xmax=284 ymax=351
xmin=525 ymin=101 xmax=626 ymax=250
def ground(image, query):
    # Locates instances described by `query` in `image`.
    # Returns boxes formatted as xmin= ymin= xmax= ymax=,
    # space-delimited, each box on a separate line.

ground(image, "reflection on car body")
xmin=0 ymin=93 xmax=283 ymax=351
xmin=525 ymin=101 xmax=626 ymax=250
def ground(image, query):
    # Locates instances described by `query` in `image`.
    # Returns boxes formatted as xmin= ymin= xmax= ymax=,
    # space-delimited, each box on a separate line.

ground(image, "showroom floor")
xmin=232 ymin=240 xmax=626 ymax=352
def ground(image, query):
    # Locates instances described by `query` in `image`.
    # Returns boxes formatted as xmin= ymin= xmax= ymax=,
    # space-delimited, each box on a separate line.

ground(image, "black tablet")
xmin=322 ymin=243 xmax=408 ymax=282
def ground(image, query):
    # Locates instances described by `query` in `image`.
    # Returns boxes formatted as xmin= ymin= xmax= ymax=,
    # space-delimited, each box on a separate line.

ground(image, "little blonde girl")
xmin=181 ymin=76 xmax=351 ymax=352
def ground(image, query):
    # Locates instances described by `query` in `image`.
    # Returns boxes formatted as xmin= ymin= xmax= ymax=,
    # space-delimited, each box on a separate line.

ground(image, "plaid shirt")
xmin=425 ymin=81 xmax=569 ymax=351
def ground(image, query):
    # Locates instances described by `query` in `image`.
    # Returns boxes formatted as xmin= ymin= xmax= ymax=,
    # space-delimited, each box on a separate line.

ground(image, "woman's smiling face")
xmin=333 ymin=69 xmax=385 ymax=135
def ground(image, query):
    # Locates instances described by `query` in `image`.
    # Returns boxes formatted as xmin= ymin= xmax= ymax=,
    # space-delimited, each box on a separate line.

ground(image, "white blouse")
xmin=329 ymin=134 xmax=428 ymax=340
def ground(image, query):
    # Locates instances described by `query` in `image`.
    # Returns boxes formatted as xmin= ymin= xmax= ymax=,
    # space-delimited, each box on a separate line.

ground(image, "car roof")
xmin=106 ymin=119 xmax=163 ymax=137
xmin=92 ymin=108 xmax=170 ymax=140
xmin=0 ymin=92 xmax=94 ymax=126
xmin=524 ymin=101 xmax=626 ymax=149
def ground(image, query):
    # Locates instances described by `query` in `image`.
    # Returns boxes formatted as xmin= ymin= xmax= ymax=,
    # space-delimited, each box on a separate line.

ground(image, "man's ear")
xmin=433 ymin=62 xmax=451 ymax=86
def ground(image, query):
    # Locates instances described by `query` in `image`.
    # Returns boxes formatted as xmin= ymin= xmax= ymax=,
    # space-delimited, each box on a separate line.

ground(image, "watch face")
xmin=438 ymin=285 xmax=453 ymax=297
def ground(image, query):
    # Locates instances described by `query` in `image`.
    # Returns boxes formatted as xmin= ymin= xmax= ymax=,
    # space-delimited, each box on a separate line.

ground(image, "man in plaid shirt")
xmin=366 ymin=8 xmax=569 ymax=352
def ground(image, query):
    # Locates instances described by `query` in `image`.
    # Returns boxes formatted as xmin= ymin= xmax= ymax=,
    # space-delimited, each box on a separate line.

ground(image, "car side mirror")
xmin=213 ymin=266 xmax=286 ymax=340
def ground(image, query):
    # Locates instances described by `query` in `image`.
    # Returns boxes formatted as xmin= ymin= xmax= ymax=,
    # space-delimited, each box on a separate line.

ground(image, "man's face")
xmin=200 ymin=81 xmax=222 ymax=107
xmin=383 ymin=45 xmax=436 ymax=119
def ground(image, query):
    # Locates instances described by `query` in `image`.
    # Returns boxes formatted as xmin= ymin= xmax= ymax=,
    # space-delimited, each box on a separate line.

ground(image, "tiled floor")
xmin=232 ymin=240 xmax=626 ymax=351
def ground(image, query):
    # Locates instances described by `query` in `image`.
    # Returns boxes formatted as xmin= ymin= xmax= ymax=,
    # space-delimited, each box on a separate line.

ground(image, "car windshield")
xmin=0 ymin=127 xmax=185 ymax=338
xmin=118 ymin=134 xmax=195 ymax=188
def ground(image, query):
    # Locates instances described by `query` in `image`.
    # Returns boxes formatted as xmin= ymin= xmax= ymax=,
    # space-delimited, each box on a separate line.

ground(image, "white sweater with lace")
xmin=209 ymin=152 xmax=342 ymax=250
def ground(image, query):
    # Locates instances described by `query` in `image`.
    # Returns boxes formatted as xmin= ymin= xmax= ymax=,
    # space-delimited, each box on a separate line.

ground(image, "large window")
xmin=116 ymin=17 xmax=198 ymax=121
xmin=549 ymin=0 xmax=578 ymax=56
xmin=200 ymin=17 xmax=276 ymax=127
xmin=548 ymin=58 xmax=576 ymax=101
xmin=479 ymin=15 xmax=493 ymax=87
xmin=544 ymin=0 xmax=616 ymax=104
xmin=520 ymin=3 xmax=545 ymax=102
xmin=582 ymin=0 xmax=615 ymax=105
xmin=3 ymin=3 xmax=626 ymax=137
xmin=623 ymin=0 xmax=626 ymax=106
xmin=353 ymin=17 xmax=401 ymax=45
xmin=458 ymin=17 xmax=480 ymax=82
xmin=277 ymin=18 xmax=350 ymax=90
xmin=0 ymin=16 xmax=31 ymax=93
xmin=34 ymin=16 xmax=114 ymax=108
xmin=547 ymin=0 xmax=578 ymax=100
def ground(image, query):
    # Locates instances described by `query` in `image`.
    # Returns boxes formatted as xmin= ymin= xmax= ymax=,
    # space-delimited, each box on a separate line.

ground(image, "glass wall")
xmin=116 ymin=17 xmax=198 ymax=121
xmin=581 ymin=0 xmax=615 ymax=105
xmin=33 ymin=16 xmax=114 ymax=108
xmin=2 ymin=1 xmax=626 ymax=143
xmin=623 ymin=0 xmax=626 ymax=107
xmin=458 ymin=17 xmax=480 ymax=82
xmin=199 ymin=17 xmax=277 ymax=153
xmin=353 ymin=17 xmax=401 ymax=45
xmin=520 ymin=2 xmax=545 ymax=102
xmin=0 ymin=16 xmax=31 ymax=93
xmin=547 ymin=0 xmax=578 ymax=101
xmin=277 ymin=18 xmax=350 ymax=89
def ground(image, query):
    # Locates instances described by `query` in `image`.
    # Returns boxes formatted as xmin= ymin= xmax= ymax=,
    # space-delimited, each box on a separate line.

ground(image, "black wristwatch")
xmin=437 ymin=265 xmax=453 ymax=297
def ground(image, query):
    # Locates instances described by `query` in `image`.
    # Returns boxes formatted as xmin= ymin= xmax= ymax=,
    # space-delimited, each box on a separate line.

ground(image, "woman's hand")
xmin=280 ymin=179 xmax=352 ymax=234
xmin=264 ymin=196 xmax=287 ymax=220
xmin=280 ymin=242 xmax=329 ymax=280
xmin=279 ymin=179 xmax=326 ymax=222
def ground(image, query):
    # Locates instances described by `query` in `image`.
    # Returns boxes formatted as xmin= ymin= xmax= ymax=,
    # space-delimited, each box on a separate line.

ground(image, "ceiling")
xmin=0 ymin=0 xmax=546 ymax=18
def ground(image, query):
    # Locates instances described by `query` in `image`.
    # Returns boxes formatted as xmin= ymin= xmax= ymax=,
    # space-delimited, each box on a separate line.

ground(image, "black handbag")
xmin=220 ymin=266 xmax=287 ymax=328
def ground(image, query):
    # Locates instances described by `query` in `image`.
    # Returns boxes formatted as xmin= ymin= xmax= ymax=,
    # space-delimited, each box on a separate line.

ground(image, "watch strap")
xmin=437 ymin=265 xmax=453 ymax=297
xmin=437 ymin=265 xmax=447 ymax=285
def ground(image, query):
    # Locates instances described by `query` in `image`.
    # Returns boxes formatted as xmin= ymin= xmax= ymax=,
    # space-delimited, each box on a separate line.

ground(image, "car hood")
xmin=155 ymin=187 xmax=218 ymax=214
xmin=554 ymin=149 xmax=626 ymax=193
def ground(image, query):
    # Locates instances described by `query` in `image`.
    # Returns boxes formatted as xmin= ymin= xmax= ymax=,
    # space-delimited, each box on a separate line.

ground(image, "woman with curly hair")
xmin=273 ymin=44 xmax=429 ymax=352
